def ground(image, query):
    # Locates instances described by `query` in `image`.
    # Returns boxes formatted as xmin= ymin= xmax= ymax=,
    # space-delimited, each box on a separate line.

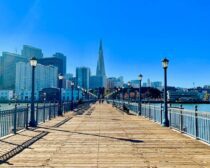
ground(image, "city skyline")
xmin=1 ymin=0 xmax=210 ymax=87
xmin=1 ymin=42 xmax=210 ymax=89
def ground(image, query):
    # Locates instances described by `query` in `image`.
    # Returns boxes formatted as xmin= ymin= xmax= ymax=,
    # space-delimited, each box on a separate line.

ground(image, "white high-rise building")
xmin=15 ymin=62 xmax=58 ymax=95
xmin=106 ymin=77 xmax=124 ymax=89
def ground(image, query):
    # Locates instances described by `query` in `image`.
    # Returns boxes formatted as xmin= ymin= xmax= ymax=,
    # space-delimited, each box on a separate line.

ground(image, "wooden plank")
xmin=0 ymin=103 xmax=210 ymax=167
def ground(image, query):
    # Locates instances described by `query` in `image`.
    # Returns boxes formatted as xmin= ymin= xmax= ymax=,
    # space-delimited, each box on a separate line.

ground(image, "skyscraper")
xmin=89 ymin=76 xmax=104 ymax=89
xmin=53 ymin=52 xmax=67 ymax=75
xmin=21 ymin=45 xmax=43 ymax=60
xmin=1 ymin=52 xmax=27 ymax=89
xmin=91 ymin=40 xmax=107 ymax=88
xmin=15 ymin=62 xmax=58 ymax=93
xmin=96 ymin=40 xmax=106 ymax=77
xmin=38 ymin=56 xmax=65 ymax=87
xmin=76 ymin=67 xmax=90 ymax=89
xmin=38 ymin=54 xmax=66 ymax=75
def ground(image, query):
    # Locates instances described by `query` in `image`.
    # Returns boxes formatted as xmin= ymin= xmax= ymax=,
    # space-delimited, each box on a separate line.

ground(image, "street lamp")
xmin=128 ymin=81 xmax=131 ymax=103
xmin=77 ymin=86 xmax=80 ymax=101
xmin=115 ymin=89 xmax=118 ymax=101
xmin=138 ymin=74 xmax=143 ymax=116
xmin=84 ymin=89 xmax=87 ymax=100
xmin=122 ymin=86 xmax=125 ymax=101
xmin=71 ymin=82 xmax=74 ymax=110
xmin=29 ymin=57 xmax=37 ymax=127
xmin=58 ymin=73 xmax=64 ymax=116
xmin=162 ymin=58 xmax=169 ymax=127
xmin=43 ymin=92 xmax=46 ymax=122
xmin=118 ymin=88 xmax=121 ymax=100
xmin=86 ymin=89 xmax=89 ymax=100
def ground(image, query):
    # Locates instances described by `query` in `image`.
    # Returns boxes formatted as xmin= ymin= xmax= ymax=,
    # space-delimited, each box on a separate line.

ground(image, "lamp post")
xmin=81 ymin=88 xmax=84 ymax=100
xmin=43 ymin=92 xmax=46 ymax=122
xmin=122 ymin=87 xmax=125 ymax=101
xmin=128 ymin=81 xmax=131 ymax=103
xmin=71 ymin=82 xmax=74 ymax=110
xmin=115 ymin=89 xmax=118 ymax=101
xmin=77 ymin=86 xmax=80 ymax=101
xmin=58 ymin=73 xmax=64 ymax=116
xmin=118 ymin=88 xmax=121 ymax=101
xmin=162 ymin=58 xmax=169 ymax=127
xmin=138 ymin=74 xmax=143 ymax=116
xmin=29 ymin=57 xmax=37 ymax=127
xmin=84 ymin=89 xmax=87 ymax=100
xmin=87 ymin=89 xmax=89 ymax=100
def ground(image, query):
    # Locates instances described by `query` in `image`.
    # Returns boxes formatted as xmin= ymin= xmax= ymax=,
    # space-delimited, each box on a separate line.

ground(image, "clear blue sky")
xmin=0 ymin=0 xmax=210 ymax=88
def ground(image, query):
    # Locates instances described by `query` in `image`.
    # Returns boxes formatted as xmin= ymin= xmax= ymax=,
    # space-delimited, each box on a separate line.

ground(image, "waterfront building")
xmin=0 ymin=90 xmax=14 ymax=101
xmin=62 ymin=89 xmax=82 ymax=101
xmin=16 ymin=90 xmax=39 ymax=101
xmin=204 ymin=85 xmax=210 ymax=89
xmin=15 ymin=62 xmax=58 ymax=100
xmin=21 ymin=45 xmax=43 ymax=60
xmin=1 ymin=52 xmax=27 ymax=90
xmin=167 ymin=90 xmax=201 ymax=102
xmin=76 ymin=67 xmax=90 ymax=89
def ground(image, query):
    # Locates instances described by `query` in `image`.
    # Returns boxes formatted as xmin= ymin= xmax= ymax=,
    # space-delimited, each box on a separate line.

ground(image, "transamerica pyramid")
xmin=96 ymin=40 xmax=106 ymax=77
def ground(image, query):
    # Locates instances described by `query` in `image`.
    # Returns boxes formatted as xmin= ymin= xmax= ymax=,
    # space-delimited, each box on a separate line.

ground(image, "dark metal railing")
xmin=0 ymin=101 xmax=74 ymax=138
xmin=108 ymin=99 xmax=210 ymax=144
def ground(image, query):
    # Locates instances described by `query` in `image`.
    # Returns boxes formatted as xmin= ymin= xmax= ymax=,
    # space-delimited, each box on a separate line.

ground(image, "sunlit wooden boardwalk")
xmin=1 ymin=103 xmax=210 ymax=167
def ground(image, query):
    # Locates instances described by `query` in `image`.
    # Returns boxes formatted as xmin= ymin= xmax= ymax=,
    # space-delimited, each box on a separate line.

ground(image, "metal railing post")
xmin=43 ymin=101 xmax=46 ymax=123
xmin=195 ymin=105 xmax=198 ymax=139
xmin=36 ymin=103 xmax=39 ymax=125
xmin=180 ymin=104 xmax=183 ymax=133
xmin=149 ymin=103 xmax=151 ymax=119
xmin=63 ymin=102 xmax=65 ymax=114
xmin=160 ymin=103 xmax=163 ymax=124
xmin=25 ymin=103 xmax=29 ymax=129
xmin=49 ymin=102 xmax=52 ymax=120
xmin=13 ymin=104 xmax=17 ymax=134
xmin=154 ymin=105 xmax=156 ymax=122
xmin=169 ymin=107 xmax=172 ymax=127
xmin=54 ymin=101 xmax=56 ymax=118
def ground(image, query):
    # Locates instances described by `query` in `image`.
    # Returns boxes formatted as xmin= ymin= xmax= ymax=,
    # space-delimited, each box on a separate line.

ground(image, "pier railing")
xmin=108 ymin=99 xmax=210 ymax=144
xmin=0 ymin=101 xmax=74 ymax=138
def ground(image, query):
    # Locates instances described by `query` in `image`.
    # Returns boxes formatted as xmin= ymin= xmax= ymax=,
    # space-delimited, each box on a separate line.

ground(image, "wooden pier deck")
xmin=1 ymin=103 xmax=210 ymax=167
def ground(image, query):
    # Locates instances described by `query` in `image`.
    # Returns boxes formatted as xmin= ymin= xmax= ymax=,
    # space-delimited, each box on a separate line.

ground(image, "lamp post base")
xmin=58 ymin=104 xmax=63 ymax=116
xmin=138 ymin=104 xmax=141 ymax=116
xmin=58 ymin=110 xmax=63 ymax=116
xmin=162 ymin=119 xmax=169 ymax=127
xmin=71 ymin=102 xmax=74 ymax=111
xmin=29 ymin=120 xmax=37 ymax=127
